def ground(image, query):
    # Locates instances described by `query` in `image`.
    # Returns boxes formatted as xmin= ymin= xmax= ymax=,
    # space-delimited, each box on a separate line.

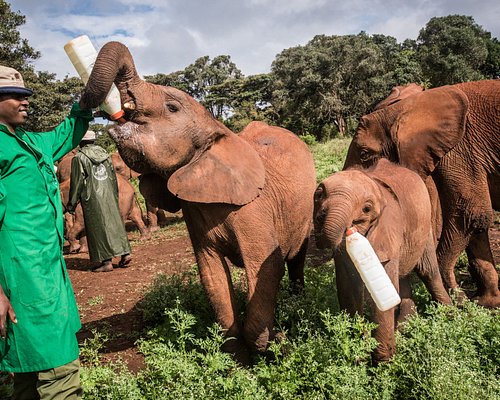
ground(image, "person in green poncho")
xmin=0 ymin=65 xmax=93 ymax=399
xmin=66 ymin=132 xmax=132 ymax=272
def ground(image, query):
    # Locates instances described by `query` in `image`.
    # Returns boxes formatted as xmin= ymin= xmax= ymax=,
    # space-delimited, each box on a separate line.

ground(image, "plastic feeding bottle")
xmin=64 ymin=35 xmax=125 ymax=121
xmin=345 ymin=226 xmax=401 ymax=311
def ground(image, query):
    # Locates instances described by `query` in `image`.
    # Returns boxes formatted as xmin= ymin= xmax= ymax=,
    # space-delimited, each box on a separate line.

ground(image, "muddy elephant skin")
xmin=314 ymin=159 xmax=451 ymax=362
xmin=344 ymin=81 xmax=500 ymax=308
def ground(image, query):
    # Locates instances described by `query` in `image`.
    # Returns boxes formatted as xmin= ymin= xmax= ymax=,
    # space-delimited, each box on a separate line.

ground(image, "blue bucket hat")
xmin=0 ymin=65 xmax=33 ymax=96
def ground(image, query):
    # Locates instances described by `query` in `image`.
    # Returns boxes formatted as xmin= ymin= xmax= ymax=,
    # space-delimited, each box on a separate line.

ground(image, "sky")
xmin=8 ymin=0 xmax=500 ymax=80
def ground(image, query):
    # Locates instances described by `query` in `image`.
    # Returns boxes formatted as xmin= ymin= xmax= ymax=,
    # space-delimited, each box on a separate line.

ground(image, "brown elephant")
xmin=60 ymin=173 xmax=150 ymax=252
xmin=344 ymin=80 xmax=500 ymax=308
xmin=112 ymin=152 xmax=169 ymax=231
xmin=56 ymin=149 xmax=77 ymax=183
xmin=79 ymin=41 xmax=317 ymax=363
xmin=314 ymin=159 xmax=451 ymax=362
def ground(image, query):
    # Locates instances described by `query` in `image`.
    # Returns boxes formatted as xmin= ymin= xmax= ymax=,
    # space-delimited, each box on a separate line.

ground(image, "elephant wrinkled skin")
xmin=344 ymin=81 xmax=500 ymax=308
xmin=80 ymin=41 xmax=317 ymax=363
xmin=314 ymin=159 xmax=451 ymax=362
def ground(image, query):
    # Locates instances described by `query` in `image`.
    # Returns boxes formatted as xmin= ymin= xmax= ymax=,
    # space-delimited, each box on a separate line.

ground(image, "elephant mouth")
xmin=109 ymin=123 xmax=151 ymax=174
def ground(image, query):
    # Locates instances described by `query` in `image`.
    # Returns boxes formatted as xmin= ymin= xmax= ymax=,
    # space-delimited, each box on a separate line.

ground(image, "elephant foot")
xmin=69 ymin=243 xmax=81 ymax=253
xmin=139 ymin=231 xmax=151 ymax=241
xmin=79 ymin=245 xmax=88 ymax=253
xmin=149 ymin=225 xmax=160 ymax=232
xmin=222 ymin=337 xmax=251 ymax=366
xmin=449 ymin=288 xmax=468 ymax=306
xmin=472 ymin=293 xmax=500 ymax=308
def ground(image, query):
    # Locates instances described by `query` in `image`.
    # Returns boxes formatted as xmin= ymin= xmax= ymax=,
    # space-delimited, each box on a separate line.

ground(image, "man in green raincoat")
xmin=0 ymin=65 xmax=93 ymax=399
xmin=67 ymin=133 xmax=131 ymax=272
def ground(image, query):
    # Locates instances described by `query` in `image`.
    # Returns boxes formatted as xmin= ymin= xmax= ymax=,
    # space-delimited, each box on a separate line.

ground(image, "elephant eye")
xmin=166 ymin=103 xmax=179 ymax=113
xmin=360 ymin=149 xmax=371 ymax=162
xmin=362 ymin=204 xmax=372 ymax=213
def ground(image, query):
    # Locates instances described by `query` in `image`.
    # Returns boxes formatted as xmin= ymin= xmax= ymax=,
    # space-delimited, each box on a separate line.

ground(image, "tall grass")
xmin=79 ymin=139 xmax=500 ymax=399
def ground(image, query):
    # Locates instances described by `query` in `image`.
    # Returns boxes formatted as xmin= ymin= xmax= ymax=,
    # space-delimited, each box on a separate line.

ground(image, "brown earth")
xmin=66 ymin=214 xmax=500 ymax=373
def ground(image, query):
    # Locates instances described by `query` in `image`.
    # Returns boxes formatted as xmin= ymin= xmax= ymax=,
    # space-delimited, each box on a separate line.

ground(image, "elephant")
xmin=60 ymin=173 xmax=150 ymax=253
xmin=56 ymin=149 xmax=77 ymax=183
xmin=112 ymin=152 xmax=170 ymax=231
xmin=344 ymin=80 xmax=500 ymax=308
xmin=79 ymin=41 xmax=317 ymax=363
xmin=314 ymin=158 xmax=451 ymax=362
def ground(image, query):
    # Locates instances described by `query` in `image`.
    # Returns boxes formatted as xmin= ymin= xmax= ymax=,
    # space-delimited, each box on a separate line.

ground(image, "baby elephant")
xmin=314 ymin=158 xmax=451 ymax=362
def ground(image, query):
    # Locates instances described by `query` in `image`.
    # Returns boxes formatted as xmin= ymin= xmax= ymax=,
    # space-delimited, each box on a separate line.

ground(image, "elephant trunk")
xmin=320 ymin=195 xmax=355 ymax=251
xmin=80 ymin=41 xmax=144 ymax=110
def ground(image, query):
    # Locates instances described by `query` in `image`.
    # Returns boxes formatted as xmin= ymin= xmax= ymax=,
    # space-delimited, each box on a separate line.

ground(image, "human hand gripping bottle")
xmin=64 ymin=35 xmax=125 ymax=122
xmin=345 ymin=226 xmax=401 ymax=311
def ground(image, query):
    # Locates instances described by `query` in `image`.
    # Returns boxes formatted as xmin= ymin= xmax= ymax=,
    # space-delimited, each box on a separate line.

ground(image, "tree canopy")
xmin=1 ymin=1 xmax=499 ymax=140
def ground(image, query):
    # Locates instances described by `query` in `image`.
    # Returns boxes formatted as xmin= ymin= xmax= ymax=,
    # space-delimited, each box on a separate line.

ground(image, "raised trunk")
xmin=80 ymin=41 xmax=144 ymax=110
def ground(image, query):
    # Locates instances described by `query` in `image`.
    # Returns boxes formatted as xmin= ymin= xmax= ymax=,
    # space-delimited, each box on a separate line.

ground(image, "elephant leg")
xmin=67 ymin=222 xmax=83 ymax=253
xmin=156 ymin=209 xmax=168 ymax=226
xmin=129 ymin=202 xmax=151 ymax=240
xmin=195 ymin=248 xmax=248 ymax=363
xmin=79 ymin=235 xmax=88 ymax=254
xmin=146 ymin=202 xmax=160 ymax=232
xmin=466 ymin=231 xmax=500 ymax=308
xmin=436 ymin=216 xmax=470 ymax=299
xmin=334 ymin=250 xmax=364 ymax=315
xmin=243 ymin=246 xmax=285 ymax=354
xmin=371 ymin=262 xmax=398 ymax=363
xmin=397 ymin=276 xmax=416 ymax=324
xmin=285 ymin=237 xmax=308 ymax=293
xmin=415 ymin=234 xmax=452 ymax=305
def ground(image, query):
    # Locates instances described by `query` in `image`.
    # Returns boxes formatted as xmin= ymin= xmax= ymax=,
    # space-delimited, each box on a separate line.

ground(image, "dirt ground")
xmin=65 ymin=213 xmax=500 ymax=373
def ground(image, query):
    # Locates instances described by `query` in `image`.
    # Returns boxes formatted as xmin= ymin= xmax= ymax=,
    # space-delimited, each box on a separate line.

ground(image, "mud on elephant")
xmin=314 ymin=159 xmax=451 ymax=362
xmin=80 ymin=41 xmax=317 ymax=363
xmin=344 ymin=81 xmax=500 ymax=308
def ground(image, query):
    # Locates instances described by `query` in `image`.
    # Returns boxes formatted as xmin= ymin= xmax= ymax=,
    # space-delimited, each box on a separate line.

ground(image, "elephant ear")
xmin=167 ymin=133 xmax=266 ymax=205
xmin=374 ymin=83 xmax=424 ymax=110
xmin=393 ymin=86 xmax=468 ymax=178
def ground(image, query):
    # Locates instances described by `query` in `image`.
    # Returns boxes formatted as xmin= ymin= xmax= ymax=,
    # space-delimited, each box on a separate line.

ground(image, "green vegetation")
xmin=80 ymin=264 xmax=500 ymax=399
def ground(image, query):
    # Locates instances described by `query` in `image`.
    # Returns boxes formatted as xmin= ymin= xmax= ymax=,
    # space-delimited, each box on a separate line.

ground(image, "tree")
xmin=0 ymin=0 xmax=40 ymax=70
xmin=417 ymin=15 xmax=499 ymax=86
xmin=145 ymin=55 xmax=243 ymax=119
xmin=271 ymin=33 xmax=406 ymax=139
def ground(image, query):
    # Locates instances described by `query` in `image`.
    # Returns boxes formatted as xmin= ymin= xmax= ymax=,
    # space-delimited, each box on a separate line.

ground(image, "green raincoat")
xmin=67 ymin=144 xmax=130 ymax=262
xmin=0 ymin=103 xmax=93 ymax=372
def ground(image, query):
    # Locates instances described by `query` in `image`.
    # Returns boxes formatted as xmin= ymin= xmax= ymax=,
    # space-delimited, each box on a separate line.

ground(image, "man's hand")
xmin=0 ymin=291 xmax=16 ymax=339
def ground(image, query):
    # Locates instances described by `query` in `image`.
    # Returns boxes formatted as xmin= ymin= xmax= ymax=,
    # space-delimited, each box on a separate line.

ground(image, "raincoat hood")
xmin=80 ymin=144 xmax=110 ymax=164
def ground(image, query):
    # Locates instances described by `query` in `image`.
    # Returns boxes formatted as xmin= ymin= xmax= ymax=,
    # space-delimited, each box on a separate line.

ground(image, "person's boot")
xmin=92 ymin=260 xmax=113 ymax=272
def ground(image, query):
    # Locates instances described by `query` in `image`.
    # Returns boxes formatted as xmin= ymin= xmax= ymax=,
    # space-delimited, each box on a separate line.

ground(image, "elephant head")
xmin=80 ymin=41 xmax=265 ymax=207
xmin=314 ymin=166 xmax=387 ymax=254
xmin=344 ymin=85 xmax=469 ymax=178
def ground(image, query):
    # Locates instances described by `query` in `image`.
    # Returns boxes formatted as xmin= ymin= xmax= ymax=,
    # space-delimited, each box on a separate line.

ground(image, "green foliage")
xmin=417 ymin=15 xmax=499 ymax=86
xmin=309 ymin=138 xmax=352 ymax=182
xmin=381 ymin=301 xmax=500 ymax=399
xmin=0 ymin=0 xmax=40 ymax=70
xmin=81 ymin=253 xmax=500 ymax=399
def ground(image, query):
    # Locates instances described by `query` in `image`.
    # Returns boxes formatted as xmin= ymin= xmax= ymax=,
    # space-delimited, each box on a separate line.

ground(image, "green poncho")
xmin=0 ymin=103 xmax=92 ymax=372
xmin=67 ymin=144 xmax=130 ymax=262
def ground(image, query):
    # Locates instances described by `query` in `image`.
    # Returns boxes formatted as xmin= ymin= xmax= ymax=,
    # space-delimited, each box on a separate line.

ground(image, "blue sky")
xmin=8 ymin=0 xmax=500 ymax=79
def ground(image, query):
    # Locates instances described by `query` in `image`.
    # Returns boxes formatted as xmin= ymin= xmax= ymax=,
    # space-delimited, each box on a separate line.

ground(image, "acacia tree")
xmin=417 ymin=15 xmax=500 ymax=86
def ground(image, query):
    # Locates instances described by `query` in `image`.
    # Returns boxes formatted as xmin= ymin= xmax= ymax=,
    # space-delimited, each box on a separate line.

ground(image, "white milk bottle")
xmin=64 ymin=35 xmax=125 ymax=121
xmin=345 ymin=226 xmax=401 ymax=311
